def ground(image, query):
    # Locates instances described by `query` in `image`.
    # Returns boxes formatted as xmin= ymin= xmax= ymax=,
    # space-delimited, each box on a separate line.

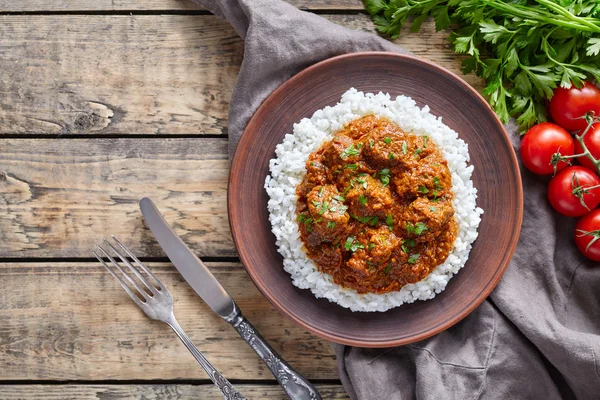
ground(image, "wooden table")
xmin=0 ymin=1 xmax=484 ymax=398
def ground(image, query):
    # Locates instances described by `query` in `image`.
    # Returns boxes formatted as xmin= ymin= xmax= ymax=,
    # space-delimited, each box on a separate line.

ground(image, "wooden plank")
xmin=0 ymin=262 xmax=338 ymax=380
xmin=0 ymin=138 xmax=233 ymax=258
xmin=0 ymin=384 xmax=349 ymax=399
xmin=0 ymin=14 xmax=484 ymax=136
xmin=0 ymin=0 xmax=364 ymax=12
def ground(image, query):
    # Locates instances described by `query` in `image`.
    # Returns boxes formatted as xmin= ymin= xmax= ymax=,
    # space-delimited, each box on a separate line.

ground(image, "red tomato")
xmin=520 ymin=122 xmax=574 ymax=175
xmin=548 ymin=166 xmax=600 ymax=217
xmin=549 ymin=82 xmax=600 ymax=131
xmin=573 ymin=123 xmax=600 ymax=172
xmin=575 ymin=209 xmax=600 ymax=262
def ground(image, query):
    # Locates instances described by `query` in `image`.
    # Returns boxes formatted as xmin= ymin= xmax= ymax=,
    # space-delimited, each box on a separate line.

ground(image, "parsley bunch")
xmin=364 ymin=0 xmax=600 ymax=130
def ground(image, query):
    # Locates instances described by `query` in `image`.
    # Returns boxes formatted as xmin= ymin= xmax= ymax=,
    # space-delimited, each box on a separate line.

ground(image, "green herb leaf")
xmin=383 ymin=137 xmax=392 ymax=144
xmin=388 ymin=152 xmax=396 ymax=160
xmin=379 ymin=168 xmax=391 ymax=187
xmin=341 ymin=144 xmax=360 ymax=160
xmin=344 ymin=236 xmax=365 ymax=252
xmin=386 ymin=214 xmax=394 ymax=229
xmin=383 ymin=263 xmax=393 ymax=274
xmin=414 ymin=222 xmax=428 ymax=235
xmin=408 ymin=253 xmax=421 ymax=264
xmin=359 ymin=194 xmax=368 ymax=205
xmin=345 ymin=163 xmax=358 ymax=170
xmin=327 ymin=221 xmax=336 ymax=229
xmin=418 ymin=185 xmax=429 ymax=194
xmin=402 ymin=141 xmax=408 ymax=154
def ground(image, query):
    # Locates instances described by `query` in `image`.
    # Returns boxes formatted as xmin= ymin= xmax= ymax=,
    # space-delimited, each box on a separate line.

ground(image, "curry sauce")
xmin=296 ymin=115 xmax=458 ymax=294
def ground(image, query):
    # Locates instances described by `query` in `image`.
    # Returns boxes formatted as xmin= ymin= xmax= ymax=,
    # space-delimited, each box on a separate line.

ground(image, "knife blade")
xmin=139 ymin=197 xmax=321 ymax=400
xmin=139 ymin=197 xmax=235 ymax=318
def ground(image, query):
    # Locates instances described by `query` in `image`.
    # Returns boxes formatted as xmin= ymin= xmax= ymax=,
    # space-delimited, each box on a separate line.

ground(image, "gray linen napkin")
xmin=193 ymin=1 xmax=600 ymax=398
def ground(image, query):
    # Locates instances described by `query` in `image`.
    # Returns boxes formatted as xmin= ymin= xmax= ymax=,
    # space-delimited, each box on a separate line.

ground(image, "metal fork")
xmin=93 ymin=236 xmax=247 ymax=400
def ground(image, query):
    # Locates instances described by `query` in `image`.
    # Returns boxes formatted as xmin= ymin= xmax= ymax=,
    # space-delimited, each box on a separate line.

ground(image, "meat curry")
xmin=296 ymin=115 xmax=458 ymax=294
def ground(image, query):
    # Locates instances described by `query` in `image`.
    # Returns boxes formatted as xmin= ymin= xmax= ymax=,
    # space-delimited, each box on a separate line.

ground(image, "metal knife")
xmin=139 ymin=197 xmax=321 ymax=400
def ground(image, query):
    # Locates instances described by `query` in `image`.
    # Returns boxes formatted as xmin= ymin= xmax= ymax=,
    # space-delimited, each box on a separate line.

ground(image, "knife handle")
xmin=228 ymin=311 xmax=321 ymax=400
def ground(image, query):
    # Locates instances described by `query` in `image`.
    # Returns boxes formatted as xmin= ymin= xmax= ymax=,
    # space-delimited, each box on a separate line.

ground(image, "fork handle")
xmin=229 ymin=312 xmax=321 ymax=400
xmin=167 ymin=318 xmax=247 ymax=400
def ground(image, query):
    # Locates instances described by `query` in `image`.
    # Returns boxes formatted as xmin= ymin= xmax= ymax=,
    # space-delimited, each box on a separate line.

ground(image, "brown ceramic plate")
xmin=228 ymin=52 xmax=522 ymax=347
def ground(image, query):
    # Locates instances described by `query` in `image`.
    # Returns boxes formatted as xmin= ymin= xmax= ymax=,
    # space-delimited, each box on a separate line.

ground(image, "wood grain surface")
xmin=0 ymin=384 xmax=349 ymax=399
xmin=0 ymin=14 xmax=484 ymax=136
xmin=0 ymin=262 xmax=337 ymax=380
xmin=0 ymin=138 xmax=233 ymax=258
xmin=0 ymin=0 xmax=363 ymax=12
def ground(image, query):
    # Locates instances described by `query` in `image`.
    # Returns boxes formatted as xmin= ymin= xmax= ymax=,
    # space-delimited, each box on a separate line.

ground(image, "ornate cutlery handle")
xmin=167 ymin=317 xmax=247 ymax=400
xmin=227 ymin=309 xmax=321 ymax=400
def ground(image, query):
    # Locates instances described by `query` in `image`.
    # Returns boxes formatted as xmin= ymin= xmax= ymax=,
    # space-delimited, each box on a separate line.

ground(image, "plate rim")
xmin=228 ymin=51 xmax=523 ymax=347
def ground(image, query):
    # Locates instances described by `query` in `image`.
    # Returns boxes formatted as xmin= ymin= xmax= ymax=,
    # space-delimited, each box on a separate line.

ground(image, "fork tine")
xmin=103 ymin=238 xmax=159 ymax=295
xmin=93 ymin=250 xmax=147 ymax=309
xmin=110 ymin=235 xmax=165 ymax=291
xmin=95 ymin=244 xmax=150 ymax=301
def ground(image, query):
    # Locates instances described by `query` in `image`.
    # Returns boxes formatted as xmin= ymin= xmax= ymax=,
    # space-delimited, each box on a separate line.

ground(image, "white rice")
xmin=264 ymin=88 xmax=483 ymax=312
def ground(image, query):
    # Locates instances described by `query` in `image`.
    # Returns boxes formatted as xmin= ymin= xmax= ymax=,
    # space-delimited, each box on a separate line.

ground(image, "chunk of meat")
xmin=321 ymin=133 xmax=361 ymax=168
xmin=305 ymin=185 xmax=349 ymax=241
xmin=341 ymin=114 xmax=394 ymax=140
xmin=402 ymin=198 xmax=454 ymax=242
xmin=345 ymin=175 xmax=394 ymax=220
xmin=361 ymin=125 xmax=410 ymax=168
xmin=392 ymin=154 xmax=452 ymax=200
xmin=312 ymin=244 xmax=343 ymax=271
xmin=297 ymin=160 xmax=328 ymax=198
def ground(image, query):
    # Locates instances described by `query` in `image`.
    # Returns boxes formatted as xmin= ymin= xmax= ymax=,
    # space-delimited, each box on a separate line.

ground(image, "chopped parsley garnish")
xmin=318 ymin=186 xmax=324 ymax=196
xmin=297 ymin=214 xmax=314 ymax=232
xmin=340 ymin=144 xmax=360 ymax=160
xmin=406 ymin=222 xmax=427 ymax=235
xmin=414 ymin=148 xmax=423 ymax=156
xmin=344 ymin=236 xmax=364 ymax=252
xmin=333 ymin=195 xmax=345 ymax=202
xmin=357 ymin=143 xmax=363 ymax=149
xmin=386 ymin=214 xmax=394 ymax=229
xmin=317 ymin=201 xmax=329 ymax=215
xmin=430 ymin=206 xmax=437 ymax=212
xmin=408 ymin=254 xmax=421 ymax=264
xmin=383 ymin=137 xmax=392 ymax=145
xmin=417 ymin=185 xmax=429 ymax=194
xmin=327 ymin=221 xmax=336 ymax=229
xmin=414 ymin=222 xmax=428 ymax=235
xmin=345 ymin=163 xmax=358 ymax=170
xmin=401 ymin=238 xmax=417 ymax=253
xmin=433 ymin=177 xmax=443 ymax=190
xmin=423 ymin=136 xmax=429 ymax=148
xmin=379 ymin=168 xmax=390 ymax=187
xmin=402 ymin=141 xmax=408 ymax=154
xmin=368 ymin=242 xmax=376 ymax=250
xmin=359 ymin=194 xmax=368 ymax=206
xmin=333 ymin=169 xmax=341 ymax=174
xmin=352 ymin=214 xmax=379 ymax=226
xmin=369 ymin=139 xmax=375 ymax=147
xmin=355 ymin=176 xmax=368 ymax=189
xmin=343 ymin=185 xmax=352 ymax=196
xmin=383 ymin=263 xmax=393 ymax=274
xmin=388 ymin=152 xmax=396 ymax=160
xmin=366 ymin=260 xmax=376 ymax=270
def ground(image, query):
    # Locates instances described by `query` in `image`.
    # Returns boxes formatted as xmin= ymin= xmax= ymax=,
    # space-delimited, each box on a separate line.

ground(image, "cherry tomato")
xmin=520 ymin=122 xmax=574 ymax=175
xmin=549 ymin=82 xmax=600 ymax=131
xmin=573 ymin=123 xmax=600 ymax=172
xmin=548 ymin=166 xmax=600 ymax=217
xmin=575 ymin=209 xmax=600 ymax=262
